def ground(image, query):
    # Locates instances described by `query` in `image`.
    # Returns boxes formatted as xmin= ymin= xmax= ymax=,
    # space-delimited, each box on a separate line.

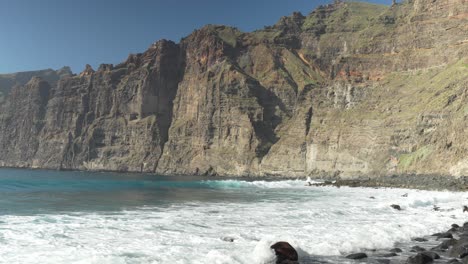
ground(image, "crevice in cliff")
xmin=247 ymin=79 xmax=283 ymax=159
xmin=35 ymin=79 xmax=52 ymax=132
xmin=153 ymin=43 xmax=187 ymax=172
xmin=305 ymin=107 xmax=313 ymax=137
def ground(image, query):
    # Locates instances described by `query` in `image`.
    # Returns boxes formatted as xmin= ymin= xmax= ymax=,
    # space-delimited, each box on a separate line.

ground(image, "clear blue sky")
xmin=0 ymin=0 xmax=390 ymax=74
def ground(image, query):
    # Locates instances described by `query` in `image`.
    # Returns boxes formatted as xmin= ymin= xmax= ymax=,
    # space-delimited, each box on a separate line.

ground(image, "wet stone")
xmin=390 ymin=248 xmax=403 ymax=253
xmin=346 ymin=253 xmax=368 ymax=259
xmin=406 ymin=253 xmax=434 ymax=264
xmin=413 ymin=237 xmax=428 ymax=242
xmin=411 ymin=246 xmax=427 ymax=252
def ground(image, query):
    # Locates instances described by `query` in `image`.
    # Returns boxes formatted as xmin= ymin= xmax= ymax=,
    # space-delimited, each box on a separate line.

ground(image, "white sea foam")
xmin=202 ymin=179 xmax=312 ymax=189
xmin=0 ymin=181 xmax=466 ymax=263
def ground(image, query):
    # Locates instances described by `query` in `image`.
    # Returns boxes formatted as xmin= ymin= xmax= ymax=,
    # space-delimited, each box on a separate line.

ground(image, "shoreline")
xmin=335 ymin=221 xmax=468 ymax=264
xmin=310 ymin=174 xmax=468 ymax=192
xmin=1 ymin=166 xmax=468 ymax=192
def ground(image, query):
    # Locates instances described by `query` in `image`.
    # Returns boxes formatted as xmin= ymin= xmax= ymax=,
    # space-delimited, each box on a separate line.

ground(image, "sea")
xmin=0 ymin=168 xmax=465 ymax=264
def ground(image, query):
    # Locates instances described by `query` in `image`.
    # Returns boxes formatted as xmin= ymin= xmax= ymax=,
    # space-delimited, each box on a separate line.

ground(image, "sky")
xmin=0 ymin=0 xmax=390 ymax=74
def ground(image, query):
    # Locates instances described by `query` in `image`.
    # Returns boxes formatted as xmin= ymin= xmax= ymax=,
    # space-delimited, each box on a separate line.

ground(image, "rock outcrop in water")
xmin=0 ymin=0 xmax=467 ymax=178
xmin=271 ymin=242 xmax=299 ymax=264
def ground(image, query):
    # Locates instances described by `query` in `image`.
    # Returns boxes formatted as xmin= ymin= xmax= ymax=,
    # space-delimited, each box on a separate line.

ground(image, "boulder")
xmin=406 ymin=253 xmax=434 ymax=264
xmin=376 ymin=259 xmax=391 ymax=264
xmin=346 ymin=253 xmax=368 ymax=259
xmin=270 ymin=242 xmax=298 ymax=264
xmin=449 ymin=241 xmax=468 ymax=258
xmin=221 ymin=237 xmax=235 ymax=242
xmin=421 ymin=251 xmax=440 ymax=259
xmin=437 ymin=233 xmax=454 ymax=239
xmin=431 ymin=238 xmax=457 ymax=252
xmin=413 ymin=237 xmax=428 ymax=242
xmin=411 ymin=246 xmax=427 ymax=252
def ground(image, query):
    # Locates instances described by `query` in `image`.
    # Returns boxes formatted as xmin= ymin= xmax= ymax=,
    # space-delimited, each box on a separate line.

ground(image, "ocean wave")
xmin=0 ymin=184 xmax=466 ymax=263
xmin=0 ymin=178 xmax=313 ymax=192
xmin=201 ymin=179 xmax=311 ymax=189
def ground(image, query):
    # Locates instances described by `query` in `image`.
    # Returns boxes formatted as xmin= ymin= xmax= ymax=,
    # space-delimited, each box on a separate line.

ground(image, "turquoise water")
xmin=0 ymin=169 xmax=261 ymax=215
xmin=0 ymin=168 xmax=466 ymax=263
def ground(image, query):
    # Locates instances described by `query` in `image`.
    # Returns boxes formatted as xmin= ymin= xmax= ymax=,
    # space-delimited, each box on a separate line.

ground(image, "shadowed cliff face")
xmin=0 ymin=41 xmax=183 ymax=172
xmin=0 ymin=67 xmax=72 ymax=104
xmin=0 ymin=0 xmax=467 ymax=178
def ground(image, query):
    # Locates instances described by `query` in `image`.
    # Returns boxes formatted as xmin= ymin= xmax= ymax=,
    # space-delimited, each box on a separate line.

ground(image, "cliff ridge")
xmin=0 ymin=0 xmax=467 ymax=178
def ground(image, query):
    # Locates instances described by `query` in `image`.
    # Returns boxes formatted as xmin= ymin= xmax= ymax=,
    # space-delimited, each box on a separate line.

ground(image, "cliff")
xmin=0 ymin=0 xmax=467 ymax=178
xmin=0 ymin=67 xmax=72 ymax=104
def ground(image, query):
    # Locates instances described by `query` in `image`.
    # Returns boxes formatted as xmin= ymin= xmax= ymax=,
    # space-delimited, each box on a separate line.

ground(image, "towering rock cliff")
xmin=0 ymin=67 xmax=72 ymax=104
xmin=0 ymin=0 xmax=467 ymax=178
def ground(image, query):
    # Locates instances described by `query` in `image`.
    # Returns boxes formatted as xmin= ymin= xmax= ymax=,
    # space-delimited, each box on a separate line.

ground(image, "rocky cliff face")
xmin=0 ymin=0 xmax=467 ymax=178
xmin=0 ymin=67 xmax=72 ymax=104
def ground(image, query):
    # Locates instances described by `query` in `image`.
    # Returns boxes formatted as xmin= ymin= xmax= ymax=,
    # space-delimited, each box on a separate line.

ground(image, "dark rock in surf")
xmin=221 ymin=237 xmax=235 ymax=242
xmin=410 ymin=246 xmax=426 ymax=252
xmin=431 ymin=238 xmax=457 ymax=252
xmin=380 ymin=252 xmax=398 ymax=257
xmin=433 ymin=232 xmax=453 ymax=239
xmin=270 ymin=242 xmax=298 ymax=264
xmin=421 ymin=251 xmax=439 ymax=259
xmin=413 ymin=237 xmax=428 ymax=242
xmin=391 ymin=204 xmax=402 ymax=210
xmin=376 ymin=259 xmax=391 ymax=264
xmin=346 ymin=253 xmax=368 ymax=259
xmin=406 ymin=252 xmax=434 ymax=264
xmin=449 ymin=241 xmax=468 ymax=258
